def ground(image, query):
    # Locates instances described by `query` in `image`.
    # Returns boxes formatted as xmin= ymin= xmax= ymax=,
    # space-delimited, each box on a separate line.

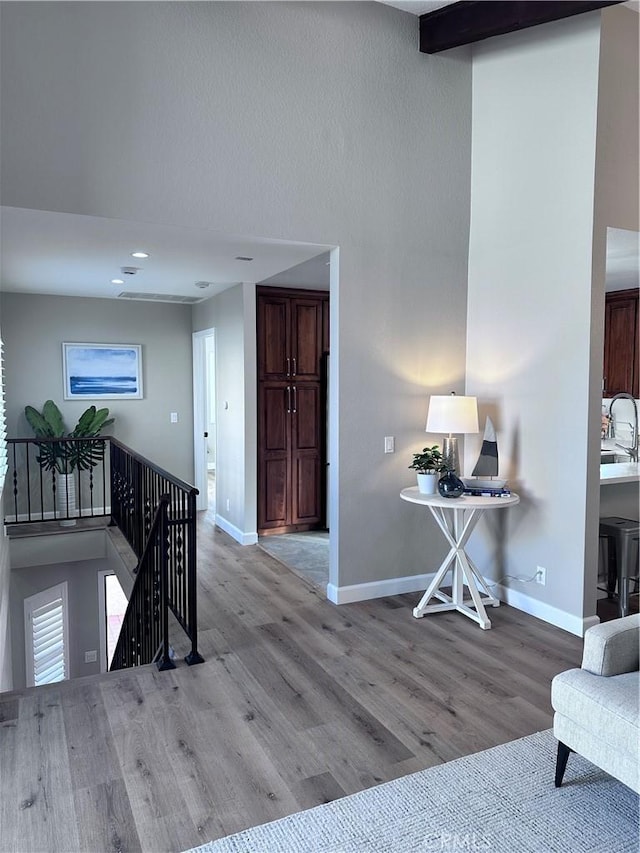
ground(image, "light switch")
xmin=170 ymin=412 xmax=178 ymax=423
xmin=384 ymin=436 xmax=395 ymax=454
xmin=84 ymin=650 xmax=97 ymax=663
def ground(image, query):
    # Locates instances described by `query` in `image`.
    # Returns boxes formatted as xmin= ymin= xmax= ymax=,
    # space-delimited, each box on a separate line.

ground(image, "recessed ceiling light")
xmin=131 ymin=251 xmax=149 ymax=259
xmin=111 ymin=278 xmax=124 ymax=285
xmin=194 ymin=281 xmax=212 ymax=289
xmin=235 ymin=256 xmax=254 ymax=261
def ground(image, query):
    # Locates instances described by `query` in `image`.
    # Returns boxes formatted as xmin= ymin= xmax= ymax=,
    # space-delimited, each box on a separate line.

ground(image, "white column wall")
xmin=466 ymin=14 xmax=602 ymax=635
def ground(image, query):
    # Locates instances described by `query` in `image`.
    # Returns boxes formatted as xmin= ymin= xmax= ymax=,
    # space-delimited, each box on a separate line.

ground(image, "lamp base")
xmin=442 ymin=437 xmax=460 ymax=476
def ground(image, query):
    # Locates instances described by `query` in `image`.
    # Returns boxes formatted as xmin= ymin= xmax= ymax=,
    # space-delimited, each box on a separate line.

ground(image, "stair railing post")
xmin=185 ymin=488 xmax=204 ymax=666
xmin=156 ymin=494 xmax=176 ymax=671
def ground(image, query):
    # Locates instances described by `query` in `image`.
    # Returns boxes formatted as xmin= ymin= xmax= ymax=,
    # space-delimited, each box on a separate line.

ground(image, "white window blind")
xmin=0 ymin=336 xmax=6 ymax=489
xmin=24 ymin=582 xmax=69 ymax=687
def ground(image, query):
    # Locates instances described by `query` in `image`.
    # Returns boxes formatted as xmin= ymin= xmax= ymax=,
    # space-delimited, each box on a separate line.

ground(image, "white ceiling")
xmin=0 ymin=208 xmax=635 ymax=304
xmin=376 ymin=1 xmax=453 ymax=14
xmin=0 ymin=207 xmax=331 ymax=303
xmin=378 ymin=0 xmax=640 ymax=16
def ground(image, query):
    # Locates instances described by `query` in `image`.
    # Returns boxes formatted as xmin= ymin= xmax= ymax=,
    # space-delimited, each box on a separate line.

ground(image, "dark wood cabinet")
xmin=258 ymin=294 xmax=324 ymax=382
xmin=257 ymin=287 xmax=329 ymax=534
xmin=603 ymin=288 xmax=639 ymax=399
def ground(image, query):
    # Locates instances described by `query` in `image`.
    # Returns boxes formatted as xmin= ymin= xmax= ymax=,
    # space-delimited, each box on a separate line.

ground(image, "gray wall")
xmin=194 ymin=283 xmax=258 ymax=541
xmin=464 ymin=7 xmax=638 ymax=635
xmin=466 ymin=14 xmax=602 ymax=635
xmin=0 ymin=1 xmax=473 ymax=591
xmin=10 ymin=556 xmax=112 ymax=690
xmin=1 ymin=293 xmax=195 ymax=483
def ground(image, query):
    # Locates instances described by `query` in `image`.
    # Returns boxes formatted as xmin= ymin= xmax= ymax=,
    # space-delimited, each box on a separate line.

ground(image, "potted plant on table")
xmin=24 ymin=400 xmax=114 ymax=525
xmin=408 ymin=445 xmax=447 ymax=494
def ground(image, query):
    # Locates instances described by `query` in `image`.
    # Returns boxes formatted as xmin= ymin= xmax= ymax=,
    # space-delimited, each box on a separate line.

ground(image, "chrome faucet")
xmin=608 ymin=393 xmax=639 ymax=462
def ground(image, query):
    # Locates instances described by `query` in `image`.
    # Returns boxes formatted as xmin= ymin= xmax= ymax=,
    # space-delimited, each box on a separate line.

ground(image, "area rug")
xmin=184 ymin=729 xmax=638 ymax=853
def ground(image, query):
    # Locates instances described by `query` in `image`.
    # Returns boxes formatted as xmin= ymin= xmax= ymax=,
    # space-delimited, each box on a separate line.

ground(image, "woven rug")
xmin=184 ymin=730 xmax=638 ymax=853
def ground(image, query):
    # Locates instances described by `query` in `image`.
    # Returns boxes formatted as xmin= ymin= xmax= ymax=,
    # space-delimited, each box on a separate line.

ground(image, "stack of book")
xmin=462 ymin=486 xmax=512 ymax=497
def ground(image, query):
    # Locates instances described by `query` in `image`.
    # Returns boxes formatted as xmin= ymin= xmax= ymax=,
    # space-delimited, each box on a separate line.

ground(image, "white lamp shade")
xmin=426 ymin=394 xmax=479 ymax=434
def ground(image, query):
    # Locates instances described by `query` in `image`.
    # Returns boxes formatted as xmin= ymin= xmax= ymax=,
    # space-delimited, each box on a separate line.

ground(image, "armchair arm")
xmin=582 ymin=614 xmax=640 ymax=677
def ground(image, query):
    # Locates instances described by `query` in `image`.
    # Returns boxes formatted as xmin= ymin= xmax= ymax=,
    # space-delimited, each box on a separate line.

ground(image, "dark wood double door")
xmin=257 ymin=287 xmax=329 ymax=534
xmin=603 ymin=288 xmax=639 ymax=398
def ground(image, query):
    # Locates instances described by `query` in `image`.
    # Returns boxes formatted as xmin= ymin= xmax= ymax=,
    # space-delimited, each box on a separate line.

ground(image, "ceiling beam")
xmin=419 ymin=1 xmax=623 ymax=54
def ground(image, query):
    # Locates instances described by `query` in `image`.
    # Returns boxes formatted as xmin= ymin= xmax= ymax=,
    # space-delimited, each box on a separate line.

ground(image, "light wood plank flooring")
xmin=0 ymin=508 xmax=584 ymax=853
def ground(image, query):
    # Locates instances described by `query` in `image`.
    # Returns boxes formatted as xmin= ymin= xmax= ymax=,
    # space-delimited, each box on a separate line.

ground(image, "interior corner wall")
xmin=242 ymin=283 xmax=258 ymax=540
xmin=1 ymin=2 xmax=472 ymax=591
xmin=1 ymin=293 xmax=194 ymax=483
xmin=466 ymin=13 xmax=602 ymax=635
xmin=588 ymin=4 xmax=640 ymax=617
xmin=193 ymin=284 xmax=256 ymax=542
xmin=594 ymin=5 xmax=640 ymax=233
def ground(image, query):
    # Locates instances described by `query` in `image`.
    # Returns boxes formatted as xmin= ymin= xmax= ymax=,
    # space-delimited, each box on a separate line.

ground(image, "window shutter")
xmin=0 ymin=337 xmax=6 ymax=488
xmin=25 ymin=583 xmax=69 ymax=687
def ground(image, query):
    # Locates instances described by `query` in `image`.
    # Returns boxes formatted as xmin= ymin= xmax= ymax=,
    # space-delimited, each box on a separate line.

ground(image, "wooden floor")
xmin=0 ymin=506 xmax=584 ymax=853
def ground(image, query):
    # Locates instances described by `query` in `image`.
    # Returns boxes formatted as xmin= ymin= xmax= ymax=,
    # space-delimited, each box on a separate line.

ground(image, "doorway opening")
xmin=193 ymin=328 xmax=217 ymax=514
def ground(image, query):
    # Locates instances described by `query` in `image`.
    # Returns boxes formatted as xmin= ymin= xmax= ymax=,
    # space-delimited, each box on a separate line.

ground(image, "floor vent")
xmin=117 ymin=291 xmax=203 ymax=304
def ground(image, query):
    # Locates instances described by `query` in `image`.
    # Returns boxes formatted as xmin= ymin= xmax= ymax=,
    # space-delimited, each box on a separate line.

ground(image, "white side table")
xmin=400 ymin=486 xmax=520 ymax=630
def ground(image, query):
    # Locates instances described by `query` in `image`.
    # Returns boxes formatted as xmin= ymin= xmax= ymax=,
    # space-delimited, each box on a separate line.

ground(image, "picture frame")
xmin=63 ymin=343 xmax=143 ymax=400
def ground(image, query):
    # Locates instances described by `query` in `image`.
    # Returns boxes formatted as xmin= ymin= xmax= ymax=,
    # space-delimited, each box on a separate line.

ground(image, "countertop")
xmin=600 ymin=461 xmax=640 ymax=485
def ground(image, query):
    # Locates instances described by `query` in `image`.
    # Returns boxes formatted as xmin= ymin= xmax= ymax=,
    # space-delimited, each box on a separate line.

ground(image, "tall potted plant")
xmin=408 ymin=445 xmax=447 ymax=494
xmin=25 ymin=400 xmax=114 ymax=525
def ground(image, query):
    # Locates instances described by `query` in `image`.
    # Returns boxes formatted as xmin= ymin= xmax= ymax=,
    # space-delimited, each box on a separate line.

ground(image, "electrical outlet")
xmin=384 ymin=436 xmax=395 ymax=454
xmin=170 ymin=412 xmax=178 ymax=423
xmin=535 ymin=566 xmax=546 ymax=586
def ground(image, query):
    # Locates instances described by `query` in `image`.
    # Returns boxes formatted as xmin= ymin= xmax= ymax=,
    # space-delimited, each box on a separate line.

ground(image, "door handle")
xmin=286 ymin=357 xmax=291 ymax=377
xmin=287 ymin=386 xmax=292 ymax=413
xmin=204 ymin=431 xmax=208 ymax=438
xmin=292 ymin=385 xmax=297 ymax=414
xmin=292 ymin=357 xmax=297 ymax=376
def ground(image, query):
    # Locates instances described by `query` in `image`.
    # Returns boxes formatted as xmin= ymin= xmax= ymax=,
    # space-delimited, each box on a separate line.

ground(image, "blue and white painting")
xmin=63 ymin=343 xmax=143 ymax=399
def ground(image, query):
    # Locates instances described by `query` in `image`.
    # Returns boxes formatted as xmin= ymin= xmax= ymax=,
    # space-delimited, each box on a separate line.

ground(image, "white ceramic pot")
xmin=55 ymin=472 xmax=77 ymax=526
xmin=417 ymin=472 xmax=438 ymax=495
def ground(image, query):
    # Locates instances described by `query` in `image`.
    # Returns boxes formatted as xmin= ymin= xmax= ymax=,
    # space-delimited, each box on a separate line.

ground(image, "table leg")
xmin=413 ymin=505 xmax=499 ymax=629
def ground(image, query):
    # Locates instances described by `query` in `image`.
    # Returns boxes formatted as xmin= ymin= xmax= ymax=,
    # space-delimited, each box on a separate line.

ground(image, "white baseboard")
xmin=495 ymin=583 xmax=597 ymax=637
xmin=214 ymin=514 xmax=258 ymax=546
xmin=326 ymin=571 xmax=595 ymax=637
xmin=326 ymin=571 xmax=451 ymax=605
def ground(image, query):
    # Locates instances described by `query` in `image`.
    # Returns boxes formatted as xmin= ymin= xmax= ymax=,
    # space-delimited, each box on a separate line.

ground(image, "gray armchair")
xmin=551 ymin=614 xmax=639 ymax=792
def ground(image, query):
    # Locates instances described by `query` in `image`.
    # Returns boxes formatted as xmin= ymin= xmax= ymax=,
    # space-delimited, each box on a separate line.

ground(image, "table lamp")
xmin=426 ymin=392 xmax=479 ymax=476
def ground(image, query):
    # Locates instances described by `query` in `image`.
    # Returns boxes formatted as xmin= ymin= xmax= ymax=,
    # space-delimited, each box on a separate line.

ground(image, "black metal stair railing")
xmin=5 ymin=435 xmax=204 ymax=670
xmin=109 ymin=438 xmax=203 ymax=668
xmin=5 ymin=436 xmax=109 ymax=525
xmin=109 ymin=495 xmax=175 ymax=671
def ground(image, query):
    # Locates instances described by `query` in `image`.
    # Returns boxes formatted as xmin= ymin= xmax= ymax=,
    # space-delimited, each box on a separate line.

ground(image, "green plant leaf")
xmin=42 ymin=400 xmax=66 ymax=436
xmin=71 ymin=405 xmax=114 ymax=437
xmin=24 ymin=405 xmax=54 ymax=438
xmin=25 ymin=401 xmax=114 ymax=473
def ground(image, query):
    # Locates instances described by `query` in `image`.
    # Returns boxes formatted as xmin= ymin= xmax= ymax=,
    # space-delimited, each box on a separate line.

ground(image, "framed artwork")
xmin=63 ymin=343 xmax=143 ymax=400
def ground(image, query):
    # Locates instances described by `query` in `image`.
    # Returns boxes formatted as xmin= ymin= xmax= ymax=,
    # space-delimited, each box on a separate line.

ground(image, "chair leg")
xmin=555 ymin=740 xmax=572 ymax=787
